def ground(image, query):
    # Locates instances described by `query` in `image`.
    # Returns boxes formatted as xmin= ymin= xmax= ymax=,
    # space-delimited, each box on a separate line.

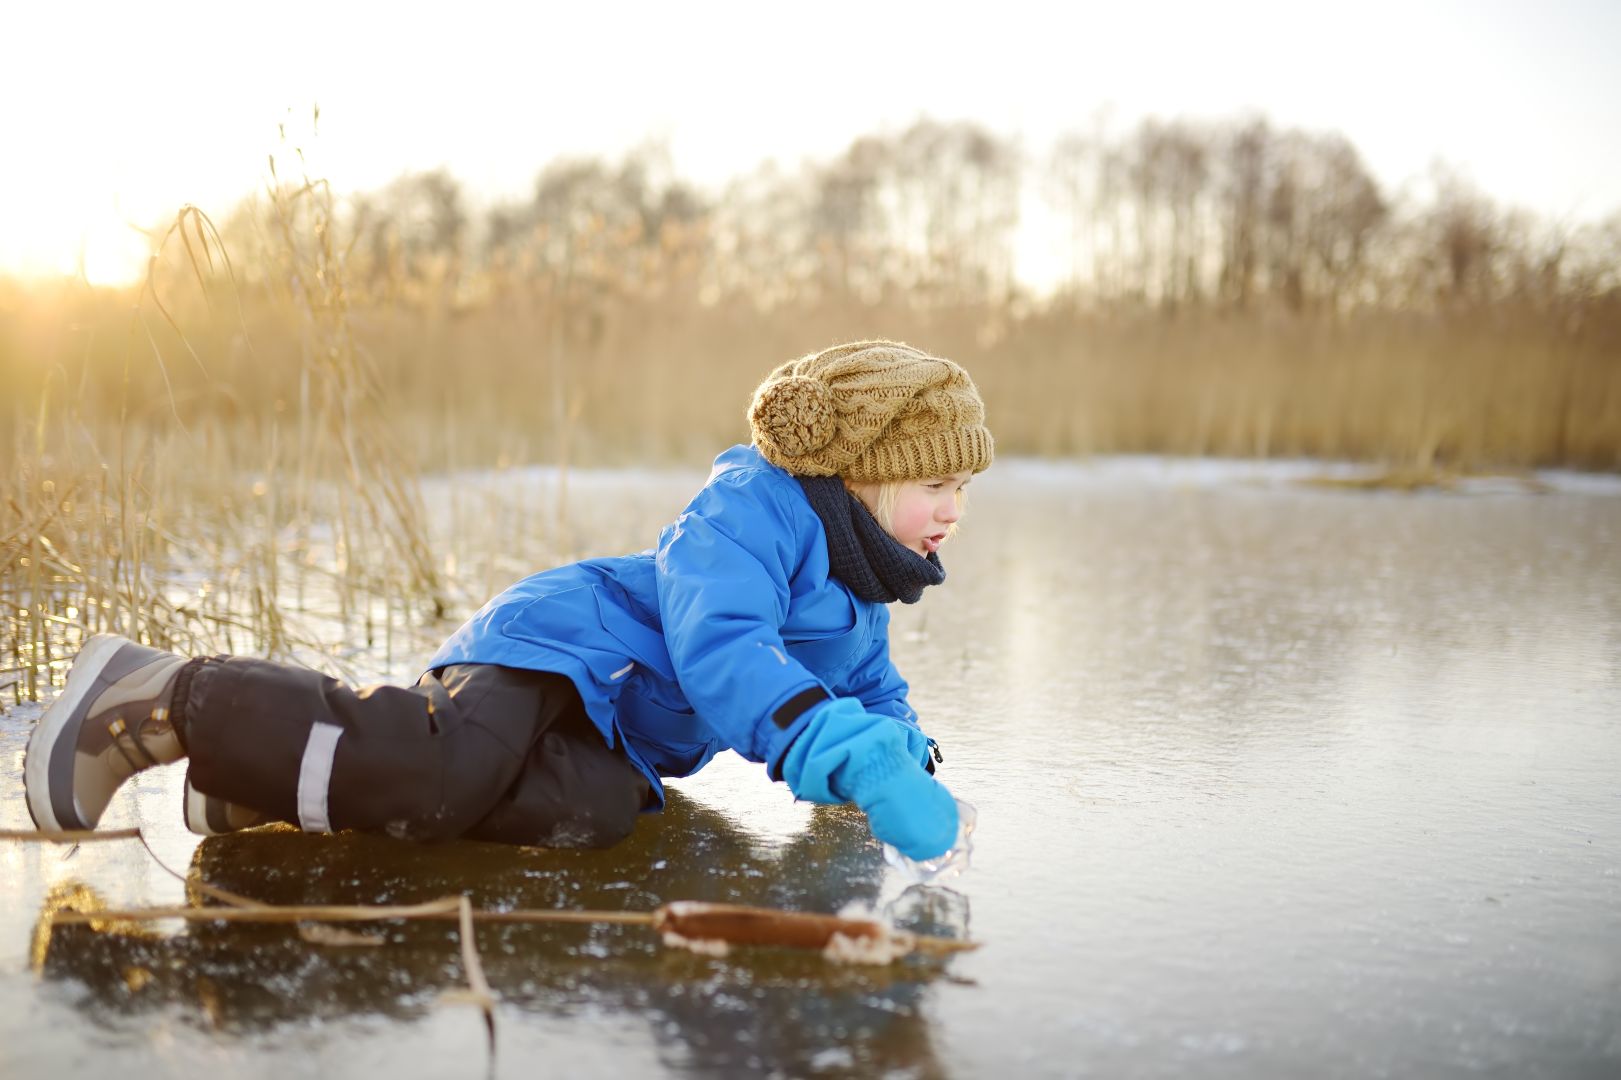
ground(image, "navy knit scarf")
xmin=796 ymin=476 xmax=945 ymax=605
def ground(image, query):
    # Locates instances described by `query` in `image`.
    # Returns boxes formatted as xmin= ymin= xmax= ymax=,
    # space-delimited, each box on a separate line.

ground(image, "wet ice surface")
xmin=3 ymin=457 xmax=1621 ymax=1078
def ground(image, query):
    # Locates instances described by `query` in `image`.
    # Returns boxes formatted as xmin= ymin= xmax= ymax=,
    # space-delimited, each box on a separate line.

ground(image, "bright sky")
xmin=4 ymin=0 xmax=1618 ymax=285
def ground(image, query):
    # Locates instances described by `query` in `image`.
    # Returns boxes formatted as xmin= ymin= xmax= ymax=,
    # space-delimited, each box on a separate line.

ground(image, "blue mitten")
xmin=781 ymin=697 xmax=959 ymax=860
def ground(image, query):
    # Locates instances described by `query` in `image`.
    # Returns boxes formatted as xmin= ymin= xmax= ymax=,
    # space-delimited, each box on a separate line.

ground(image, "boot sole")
xmin=184 ymin=777 xmax=225 ymax=836
xmin=24 ymin=634 xmax=142 ymax=832
xmin=184 ymin=776 xmax=270 ymax=836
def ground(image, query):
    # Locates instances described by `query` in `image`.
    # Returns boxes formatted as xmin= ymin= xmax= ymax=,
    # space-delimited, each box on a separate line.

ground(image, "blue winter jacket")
xmin=428 ymin=444 xmax=926 ymax=808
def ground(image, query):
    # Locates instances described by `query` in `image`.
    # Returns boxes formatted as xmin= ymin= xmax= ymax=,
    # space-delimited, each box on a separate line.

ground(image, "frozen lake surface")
xmin=3 ymin=457 xmax=1619 ymax=1078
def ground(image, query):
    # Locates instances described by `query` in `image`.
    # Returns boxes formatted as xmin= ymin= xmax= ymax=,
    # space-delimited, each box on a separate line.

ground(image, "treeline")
xmin=5 ymin=114 xmax=1619 ymax=471
xmin=214 ymin=115 xmax=1620 ymax=317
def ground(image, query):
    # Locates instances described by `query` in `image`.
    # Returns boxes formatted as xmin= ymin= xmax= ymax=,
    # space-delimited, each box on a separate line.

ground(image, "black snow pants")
xmin=175 ymin=657 xmax=652 ymax=848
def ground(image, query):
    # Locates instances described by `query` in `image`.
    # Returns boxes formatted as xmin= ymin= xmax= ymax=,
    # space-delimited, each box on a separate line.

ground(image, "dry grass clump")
xmin=2 ymin=163 xmax=457 ymax=703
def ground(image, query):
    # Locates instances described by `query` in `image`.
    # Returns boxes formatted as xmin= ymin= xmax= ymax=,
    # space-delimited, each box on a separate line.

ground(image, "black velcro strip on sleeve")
xmin=772 ymin=686 xmax=831 ymax=729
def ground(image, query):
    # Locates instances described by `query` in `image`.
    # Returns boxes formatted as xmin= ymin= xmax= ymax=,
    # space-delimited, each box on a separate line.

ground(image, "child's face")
xmin=855 ymin=472 xmax=973 ymax=556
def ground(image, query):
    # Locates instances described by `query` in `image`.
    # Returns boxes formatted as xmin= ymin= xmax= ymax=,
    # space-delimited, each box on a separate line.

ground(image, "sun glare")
xmin=75 ymin=214 xmax=151 ymax=288
xmin=6 ymin=185 xmax=151 ymax=288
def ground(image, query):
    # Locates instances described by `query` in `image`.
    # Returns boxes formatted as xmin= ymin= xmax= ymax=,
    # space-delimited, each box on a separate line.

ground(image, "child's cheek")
xmin=896 ymin=501 xmax=931 ymax=540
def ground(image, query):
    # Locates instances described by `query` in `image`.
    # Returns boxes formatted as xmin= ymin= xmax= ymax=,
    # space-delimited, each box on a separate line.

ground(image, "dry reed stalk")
xmin=1 ymin=148 xmax=461 ymax=703
xmin=445 ymin=894 xmax=498 ymax=1049
xmin=39 ymin=899 xmax=977 ymax=958
xmin=9 ymin=822 xmax=972 ymax=962
xmin=0 ymin=828 xmax=142 ymax=842
xmin=261 ymin=152 xmax=445 ymax=617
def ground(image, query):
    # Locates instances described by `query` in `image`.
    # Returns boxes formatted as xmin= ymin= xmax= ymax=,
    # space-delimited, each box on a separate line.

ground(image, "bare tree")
xmin=1218 ymin=118 xmax=1270 ymax=310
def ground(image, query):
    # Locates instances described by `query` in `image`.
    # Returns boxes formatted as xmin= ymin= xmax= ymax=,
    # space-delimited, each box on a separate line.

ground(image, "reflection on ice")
xmin=885 ymin=885 xmax=973 ymax=943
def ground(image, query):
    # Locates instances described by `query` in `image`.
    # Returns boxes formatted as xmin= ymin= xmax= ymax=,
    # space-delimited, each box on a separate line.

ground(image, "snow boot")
xmin=25 ymin=634 xmax=189 ymax=831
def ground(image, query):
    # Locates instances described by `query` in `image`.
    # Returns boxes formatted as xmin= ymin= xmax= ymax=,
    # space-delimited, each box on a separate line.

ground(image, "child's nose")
xmin=937 ymin=499 xmax=962 ymax=524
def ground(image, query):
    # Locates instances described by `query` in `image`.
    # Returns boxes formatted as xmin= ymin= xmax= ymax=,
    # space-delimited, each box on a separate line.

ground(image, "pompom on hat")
xmin=747 ymin=341 xmax=994 ymax=482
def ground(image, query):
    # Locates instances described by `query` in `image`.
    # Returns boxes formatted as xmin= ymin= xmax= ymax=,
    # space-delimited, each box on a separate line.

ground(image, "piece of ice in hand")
xmin=883 ymin=799 xmax=976 ymax=884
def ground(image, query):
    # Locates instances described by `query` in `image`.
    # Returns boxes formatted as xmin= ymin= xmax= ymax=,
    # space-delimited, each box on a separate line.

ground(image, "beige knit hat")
xmin=747 ymin=340 xmax=994 ymax=482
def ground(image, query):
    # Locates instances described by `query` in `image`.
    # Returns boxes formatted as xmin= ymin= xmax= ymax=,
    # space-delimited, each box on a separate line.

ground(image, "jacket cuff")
xmin=759 ymin=688 xmax=832 ymax=781
xmin=771 ymin=685 xmax=830 ymax=730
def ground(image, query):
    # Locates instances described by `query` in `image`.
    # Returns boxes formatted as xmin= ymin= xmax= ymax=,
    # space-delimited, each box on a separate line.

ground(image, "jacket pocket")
xmin=619 ymin=696 xmax=720 ymax=777
xmin=589 ymin=587 xmax=677 ymax=681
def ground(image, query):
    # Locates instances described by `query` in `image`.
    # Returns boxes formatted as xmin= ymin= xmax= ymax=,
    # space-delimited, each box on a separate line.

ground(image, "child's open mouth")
xmin=922 ymin=534 xmax=946 ymax=554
